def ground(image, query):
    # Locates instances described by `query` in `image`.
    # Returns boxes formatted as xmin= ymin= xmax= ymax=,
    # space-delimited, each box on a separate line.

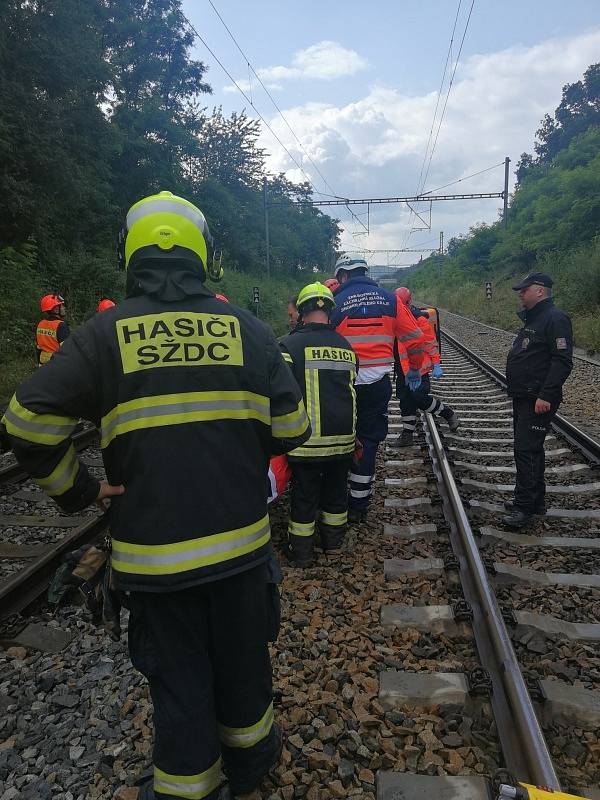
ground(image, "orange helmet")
xmin=323 ymin=278 xmax=340 ymax=293
xmin=97 ymin=299 xmax=116 ymax=312
xmin=395 ymin=287 xmax=412 ymax=305
xmin=40 ymin=294 xmax=65 ymax=313
xmin=215 ymin=293 xmax=229 ymax=303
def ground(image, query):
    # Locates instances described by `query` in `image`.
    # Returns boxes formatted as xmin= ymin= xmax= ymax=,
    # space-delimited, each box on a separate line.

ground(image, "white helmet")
xmin=334 ymin=252 xmax=368 ymax=277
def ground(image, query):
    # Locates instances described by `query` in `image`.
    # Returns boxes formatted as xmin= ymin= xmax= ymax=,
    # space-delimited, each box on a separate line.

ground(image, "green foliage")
xmin=0 ymin=0 xmax=342 ymax=403
xmin=409 ymin=64 xmax=600 ymax=350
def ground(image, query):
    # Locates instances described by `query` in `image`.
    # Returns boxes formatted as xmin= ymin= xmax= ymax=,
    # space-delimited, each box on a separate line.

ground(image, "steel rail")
xmin=438 ymin=308 xmax=600 ymax=367
xmin=442 ymin=329 xmax=600 ymax=468
xmin=423 ymin=411 xmax=560 ymax=789
xmin=0 ymin=513 xmax=110 ymax=618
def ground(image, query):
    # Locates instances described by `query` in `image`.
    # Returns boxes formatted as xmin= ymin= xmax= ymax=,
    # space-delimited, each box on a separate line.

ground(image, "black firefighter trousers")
xmin=128 ymin=561 xmax=282 ymax=800
xmin=512 ymin=396 xmax=559 ymax=514
xmin=288 ymin=457 xmax=352 ymax=559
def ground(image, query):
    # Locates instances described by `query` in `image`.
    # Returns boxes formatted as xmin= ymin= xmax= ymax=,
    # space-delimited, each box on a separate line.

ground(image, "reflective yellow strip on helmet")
xmin=288 ymin=519 xmax=315 ymax=537
xmin=154 ymin=759 xmax=223 ymax=800
xmin=101 ymin=391 xmax=270 ymax=447
xmin=112 ymin=515 xmax=270 ymax=576
xmin=271 ymin=399 xmax=309 ymax=439
xmin=321 ymin=510 xmax=347 ymax=527
xmin=2 ymin=396 xmax=77 ymax=445
xmin=125 ymin=193 xmax=209 ymax=269
xmin=36 ymin=445 xmax=79 ymax=496
xmin=218 ymin=702 xmax=274 ymax=749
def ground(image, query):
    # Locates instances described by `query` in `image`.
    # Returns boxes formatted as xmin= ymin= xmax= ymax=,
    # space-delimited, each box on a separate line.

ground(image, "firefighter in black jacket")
xmin=280 ymin=282 xmax=357 ymax=567
xmin=503 ymin=272 xmax=573 ymax=529
xmin=2 ymin=191 xmax=311 ymax=800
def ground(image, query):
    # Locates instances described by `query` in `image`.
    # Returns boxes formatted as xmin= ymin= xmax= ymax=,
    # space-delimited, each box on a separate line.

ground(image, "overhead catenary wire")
xmin=421 ymin=161 xmax=505 ymax=196
xmin=197 ymin=1 xmax=369 ymax=235
xmin=420 ymin=0 xmax=476 ymax=194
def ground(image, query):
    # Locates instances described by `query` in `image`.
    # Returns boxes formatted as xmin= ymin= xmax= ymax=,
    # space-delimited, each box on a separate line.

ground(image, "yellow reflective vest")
xmin=3 ymin=289 xmax=310 ymax=591
xmin=279 ymin=322 xmax=357 ymax=460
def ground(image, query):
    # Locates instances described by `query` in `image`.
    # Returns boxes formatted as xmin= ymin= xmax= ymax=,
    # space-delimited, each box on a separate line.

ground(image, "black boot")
xmin=502 ymin=508 xmax=535 ymax=529
xmin=283 ymin=542 xmax=314 ymax=568
xmin=390 ymin=429 xmax=414 ymax=448
xmin=347 ymin=507 xmax=366 ymax=524
xmin=504 ymin=500 xmax=546 ymax=516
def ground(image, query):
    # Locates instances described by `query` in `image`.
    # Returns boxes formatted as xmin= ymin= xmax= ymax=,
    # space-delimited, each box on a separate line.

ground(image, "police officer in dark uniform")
xmin=503 ymin=272 xmax=573 ymax=529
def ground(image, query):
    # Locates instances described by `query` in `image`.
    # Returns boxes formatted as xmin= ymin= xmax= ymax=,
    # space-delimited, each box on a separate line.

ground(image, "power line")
xmin=184 ymin=13 xmax=324 ymax=199
xmin=206 ymin=0 xmax=342 ymax=201
xmin=416 ymin=0 xmax=463 ymax=196
xmin=198 ymin=1 xmax=369 ymax=234
xmin=421 ymin=0 xmax=476 ymax=194
xmin=421 ymin=160 xmax=504 ymax=196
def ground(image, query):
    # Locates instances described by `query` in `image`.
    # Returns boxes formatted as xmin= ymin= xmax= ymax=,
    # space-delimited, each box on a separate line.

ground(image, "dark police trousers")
xmin=128 ymin=561 xmax=281 ymax=799
xmin=349 ymin=375 xmax=392 ymax=511
xmin=512 ymin=397 xmax=558 ymax=514
xmin=288 ymin=457 xmax=352 ymax=558
xmin=395 ymin=372 xmax=452 ymax=432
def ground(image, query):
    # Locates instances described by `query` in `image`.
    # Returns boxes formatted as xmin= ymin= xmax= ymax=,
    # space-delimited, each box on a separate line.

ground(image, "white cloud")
xmin=224 ymin=40 xmax=367 ymax=92
xmin=256 ymin=29 xmax=600 ymax=253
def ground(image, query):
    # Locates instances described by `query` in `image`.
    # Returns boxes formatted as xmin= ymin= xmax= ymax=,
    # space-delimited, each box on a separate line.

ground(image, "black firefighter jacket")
xmin=279 ymin=322 xmax=357 ymax=461
xmin=506 ymin=298 xmax=573 ymax=404
xmin=3 ymin=287 xmax=310 ymax=592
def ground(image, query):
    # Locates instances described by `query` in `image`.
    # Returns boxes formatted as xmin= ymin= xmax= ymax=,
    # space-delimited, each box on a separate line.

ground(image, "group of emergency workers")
xmin=6 ymin=187 xmax=571 ymax=800
xmin=280 ymin=253 xmax=460 ymax=569
xmin=35 ymin=295 xmax=116 ymax=366
xmin=5 ymin=188 xmax=459 ymax=800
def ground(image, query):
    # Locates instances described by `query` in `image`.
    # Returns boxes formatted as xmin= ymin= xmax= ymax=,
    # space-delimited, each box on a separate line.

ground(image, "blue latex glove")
xmin=406 ymin=368 xmax=422 ymax=391
xmin=432 ymin=363 xmax=443 ymax=378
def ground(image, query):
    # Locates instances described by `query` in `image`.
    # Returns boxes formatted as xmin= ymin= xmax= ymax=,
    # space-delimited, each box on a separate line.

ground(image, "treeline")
xmin=406 ymin=63 xmax=600 ymax=349
xmin=0 ymin=0 xmax=341 ymax=363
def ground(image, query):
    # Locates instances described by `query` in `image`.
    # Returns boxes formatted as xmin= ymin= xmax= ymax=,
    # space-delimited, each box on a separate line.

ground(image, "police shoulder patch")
xmin=556 ymin=337 xmax=567 ymax=350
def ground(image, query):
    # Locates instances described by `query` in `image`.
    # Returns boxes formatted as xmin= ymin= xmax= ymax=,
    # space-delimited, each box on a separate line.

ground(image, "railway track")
xmin=438 ymin=308 xmax=600 ymax=445
xmin=0 ymin=426 xmax=108 ymax=619
xmin=0 ymin=335 xmax=599 ymax=798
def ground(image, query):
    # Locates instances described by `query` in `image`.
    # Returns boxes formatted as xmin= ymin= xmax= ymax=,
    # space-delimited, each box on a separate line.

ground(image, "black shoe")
xmin=504 ymin=501 xmax=546 ymax=516
xmin=445 ymin=411 xmax=460 ymax=432
xmin=283 ymin=544 xmax=313 ymax=568
xmin=502 ymin=509 xmax=535 ymax=529
xmin=347 ymin=507 xmax=366 ymax=524
xmin=390 ymin=430 xmax=414 ymax=448
xmin=228 ymin=724 xmax=283 ymax=797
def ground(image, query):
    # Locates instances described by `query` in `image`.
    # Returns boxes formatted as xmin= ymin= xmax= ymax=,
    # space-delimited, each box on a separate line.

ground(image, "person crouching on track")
xmin=392 ymin=287 xmax=459 ymax=447
xmin=3 ymin=190 xmax=311 ymax=800
xmin=280 ymin=282 xmax=358 ymax=567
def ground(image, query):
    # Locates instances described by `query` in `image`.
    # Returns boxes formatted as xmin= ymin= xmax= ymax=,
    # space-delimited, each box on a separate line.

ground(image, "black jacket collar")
xmin=518 ymin=297 xmax=554 ymax=324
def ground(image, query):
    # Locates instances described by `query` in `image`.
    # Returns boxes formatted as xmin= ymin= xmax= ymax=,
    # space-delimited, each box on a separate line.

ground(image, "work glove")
xmin=432 ymin=364 xmax=443 ymax=378
xmin=406 ymin=368 xmax=422 ymax=391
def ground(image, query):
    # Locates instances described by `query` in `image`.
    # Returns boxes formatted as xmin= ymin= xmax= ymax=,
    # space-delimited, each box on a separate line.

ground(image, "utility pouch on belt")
xmin=48 ymin=536 xmax=124 ymax=641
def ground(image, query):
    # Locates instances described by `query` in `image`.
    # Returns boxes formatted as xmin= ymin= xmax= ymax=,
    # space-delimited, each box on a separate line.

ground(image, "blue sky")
xmin=182 ymin=0 xmax=600 ymax=261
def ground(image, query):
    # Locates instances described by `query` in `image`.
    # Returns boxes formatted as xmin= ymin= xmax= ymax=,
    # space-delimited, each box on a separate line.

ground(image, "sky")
xmin=182 ymin=0 xmax=600 ymax=264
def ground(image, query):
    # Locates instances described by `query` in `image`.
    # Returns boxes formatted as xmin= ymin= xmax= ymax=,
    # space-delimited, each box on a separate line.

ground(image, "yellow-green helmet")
xmin=119 ymin=191 xmax=215 ymax=277
xmin=296 ymin=282 xmax=336 ymax=316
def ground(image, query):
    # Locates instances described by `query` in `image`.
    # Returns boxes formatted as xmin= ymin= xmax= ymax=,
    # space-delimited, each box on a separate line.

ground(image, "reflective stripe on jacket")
xmin=330 ymin=277 xmax=427 ymax=378
xmin=4 ymin=289 xmax=310 ymax=591
xmin=280 ymin=323 xmax=357 ymax=460
xmin=36 ymin=319 xmax=63 ymax=365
